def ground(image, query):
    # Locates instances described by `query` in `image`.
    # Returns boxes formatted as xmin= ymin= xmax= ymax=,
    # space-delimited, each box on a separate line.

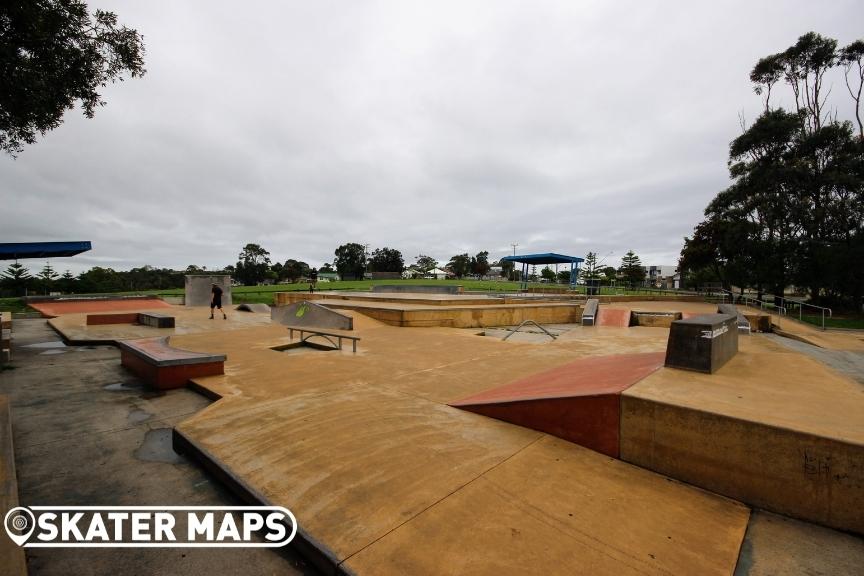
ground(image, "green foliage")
xmin=682 ymin=31 xmax=864 ymax=310
xmin=618 ymin=251 xmax=646 ymax=287
xmin=0 ymin=0 xmax=146 ymax=155
xmin=279 ymin=259 xmax=310 ymax=282
xmin=540 ymin=266 xmax=556 ymax=281
xmin=470 ymin=251 xmax=490 ymax=277
xmin=1 ymin=262 xmax=33 ymax=296
xmin=368 ymin=247 xmax=404 ymax=273
xmin=447 ymin=254 xmax=471 ymax=279
xmin=235 ymin=243 xmax=271 ymax=286
xmin=579 ymin=252 xmax=600 ymax=281
xmin=414 ymin=255 xmax=438 ymax=273
xmin=333 ymin=242 xmax=367 ymax=280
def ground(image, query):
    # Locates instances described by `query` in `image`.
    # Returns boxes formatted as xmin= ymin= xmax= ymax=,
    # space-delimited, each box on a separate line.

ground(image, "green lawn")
xmin=800 ymin=314 xmax=864 ymax=330
xmin=0 ymin=280 xmax=691 ymax=311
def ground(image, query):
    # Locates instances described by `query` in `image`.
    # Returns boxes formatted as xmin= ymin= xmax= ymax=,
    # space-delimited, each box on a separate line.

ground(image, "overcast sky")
xmin=3 ymin=0 xmax=862 ymax=274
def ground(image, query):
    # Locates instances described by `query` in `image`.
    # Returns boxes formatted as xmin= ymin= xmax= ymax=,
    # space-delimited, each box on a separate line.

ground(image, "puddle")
xmin=23 ymin=341 xmax=67 ymax=349
xmin=134 ymin=428 xmax=181 ymax=464
xmin=128 ymin=409 xmax=152 ymax=424
xmin=39 ymin=349 xmax=67 ymax=355
xmin=103 ymin=382 xmax=142 ymax=392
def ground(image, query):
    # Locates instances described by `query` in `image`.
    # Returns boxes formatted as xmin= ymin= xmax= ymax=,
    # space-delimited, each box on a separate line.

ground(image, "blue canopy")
xmin=501 ymin=253 xmax=584 ymax=289
xmin=0 ymin=241 xmax=92 ymax=260
xmin=500 ymin=252 xmax=584 ymax=265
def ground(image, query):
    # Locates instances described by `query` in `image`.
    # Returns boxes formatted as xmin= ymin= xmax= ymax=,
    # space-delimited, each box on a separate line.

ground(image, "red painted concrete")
xmin=120 ymin=350 xmax=224 ymax=390
xmin=450 ymin=353 xmax=665 ymax=458
xmin=452 ymin=352 xmax=665 ymax=405
xmin=29 ymin=298 xmax=170 ymax=318
xmin=596 ymin=308 xmax=632 ymax=327
xmin=86 ymin=313 xmax=140 ymax=325
xmin=465 ymin=396 xmax=622 ymax=456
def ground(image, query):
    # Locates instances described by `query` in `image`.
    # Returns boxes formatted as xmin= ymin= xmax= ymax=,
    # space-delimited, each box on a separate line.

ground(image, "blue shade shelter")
xmin=500 ymin=252 xmax=584 ymax=290
xmin=0 ymin=242 xmax=92 ymax=260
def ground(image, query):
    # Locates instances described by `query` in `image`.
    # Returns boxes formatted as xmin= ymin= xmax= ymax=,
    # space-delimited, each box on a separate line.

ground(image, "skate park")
xmin=3 ymin=270 xmax=863 ymax=576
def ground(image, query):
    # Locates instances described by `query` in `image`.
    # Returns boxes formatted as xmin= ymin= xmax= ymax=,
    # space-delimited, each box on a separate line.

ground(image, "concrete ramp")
xmin=271 ymin=301 xmax=353 ymax=331
xmin=582 ymin=298 xmax=598 ymax=326
xmin=236 ymin=303 xmax=271 ymax=313
xmin=450 ymin=352 xmax=665 ymax=457
xmin=596 ymin=308 xmax=632 ymax=327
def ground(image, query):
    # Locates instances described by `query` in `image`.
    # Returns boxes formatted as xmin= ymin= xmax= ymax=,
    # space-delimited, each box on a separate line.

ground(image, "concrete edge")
xmin=171 ymin=428 xmax=347 ymax=576
xmin=116 ymin=337 xmax=227 ymax=367
xmin=0 ymin=396 xmax=28 ymax=576
xmin=620 ymin=392 xmax=864 ymax=451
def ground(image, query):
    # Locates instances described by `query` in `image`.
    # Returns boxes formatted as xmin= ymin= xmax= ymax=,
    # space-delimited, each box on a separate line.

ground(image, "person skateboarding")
xmin=210 ymin=283 xmax=227 ymax=319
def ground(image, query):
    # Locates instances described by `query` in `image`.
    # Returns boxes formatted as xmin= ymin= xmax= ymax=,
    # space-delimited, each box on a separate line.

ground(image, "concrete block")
xmin=137 ymin=312 xmax=175 ymax=329
xmin=620 ymin=395 xmax=864 ymax=535
xmin=664 ymin=314 xmax=738 ymax=373
xmin=185 ymin=275 xmax=232 ymax=307
xmin=271 ymin=301 xmax=353 ymax=330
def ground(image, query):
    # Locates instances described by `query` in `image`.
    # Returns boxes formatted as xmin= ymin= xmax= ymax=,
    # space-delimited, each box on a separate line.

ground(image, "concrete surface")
xmin=34 ymin=297 xmax=864 ymax=574
xmin=622 ymin=334 xmax=864 ymax=533
xmin=0 ymin=319 xmax=312 ymax=576
xmin=271 ymin=301 xmax=353 ymax=331
xmin=450 ymin=353 xmax=665 ymax=457
xmin=735 ymin=511 xmax=864 ymax=576
xmin=0 ymin=395 xmax=27 ymax=576
xmin=185 ymin=275 xmax=232 ymax=307
xmin=28 ymin=297 xmax=171 ymax=317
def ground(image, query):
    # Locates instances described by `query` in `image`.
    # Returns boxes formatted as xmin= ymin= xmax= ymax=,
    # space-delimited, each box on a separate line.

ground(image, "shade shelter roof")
xmin=0 ymin=241 xmax=92 ymax=260
xmin=500 ymin=252 xmax=584 ymax=265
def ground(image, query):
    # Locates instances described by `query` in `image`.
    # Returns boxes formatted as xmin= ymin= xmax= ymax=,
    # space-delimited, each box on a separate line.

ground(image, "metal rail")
xmin=501 ymin=320 xmax=558 ymax=341
xmin=713 ymin=288 xmax=834 ymax=330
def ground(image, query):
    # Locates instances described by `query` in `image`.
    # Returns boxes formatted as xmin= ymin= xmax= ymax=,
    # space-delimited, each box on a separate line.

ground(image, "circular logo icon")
xmin=4 ymin=506 xmax=35 ymax=546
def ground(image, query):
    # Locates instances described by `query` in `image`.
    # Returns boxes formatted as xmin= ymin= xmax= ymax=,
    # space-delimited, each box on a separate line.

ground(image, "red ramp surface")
xmin=450 ymin=352 xmax=665 ymax=457
xmin=28 ymin=297 xmax=170 ymax=317
xmin=596 ymin=308 xmax=632 ymax=327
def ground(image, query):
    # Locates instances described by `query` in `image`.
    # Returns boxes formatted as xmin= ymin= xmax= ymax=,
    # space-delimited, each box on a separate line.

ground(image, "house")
xmin=425 ymin=267 xmax=449 ymax=280
xmin=647 ymin=265 xmax=678 ymax=289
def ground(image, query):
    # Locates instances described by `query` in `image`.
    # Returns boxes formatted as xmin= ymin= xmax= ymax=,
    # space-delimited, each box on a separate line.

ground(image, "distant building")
xmin=647 ymin=265 xmax=678 ymax=289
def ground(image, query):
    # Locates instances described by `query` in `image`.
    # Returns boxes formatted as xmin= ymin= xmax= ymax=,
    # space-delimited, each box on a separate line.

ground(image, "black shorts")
xmin=211 ymin=299 xmax=222 ymax=309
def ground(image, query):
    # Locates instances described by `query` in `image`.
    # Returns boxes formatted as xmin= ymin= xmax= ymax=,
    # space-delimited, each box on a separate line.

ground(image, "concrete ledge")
xmin=172 ymin=428 xmax=345 ymax=576
xmin=665 ymin=314 xmax=738 ymax=373
xmin=118 ymin=337 xmax=225 ymax=390
xmin=0 ymin=396 xmax=27 ymax=576
xmin=631 ymin=310 xmax=682 ymax=328
xmin=620 ymin=396 xmax=864 ymax=535
xmin=138 ymin=312 xmax=175 ymax=329
xmin=86 ymin=312 xmax=140 ymax=325
xmin=371 ymin=284 xmax=463 ymax=294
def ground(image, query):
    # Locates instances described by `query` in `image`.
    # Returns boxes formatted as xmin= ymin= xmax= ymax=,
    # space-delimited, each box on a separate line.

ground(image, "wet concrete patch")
xmin=128 ymin=409 xmax=152 ymax=424
xmin=22 ymin=341 xmax=67 ymax=349
xmin=134 ymin=428 xmax=182 ymax=464
xmin=103 ymin=381 xmax=143 ymax=392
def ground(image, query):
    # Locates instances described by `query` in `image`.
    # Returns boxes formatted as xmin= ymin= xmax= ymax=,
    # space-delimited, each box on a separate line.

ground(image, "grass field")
xmin=0 ymin=280 xmax=692 ymax=310
xmin=800 ymin=314 xmax=864 ymax=330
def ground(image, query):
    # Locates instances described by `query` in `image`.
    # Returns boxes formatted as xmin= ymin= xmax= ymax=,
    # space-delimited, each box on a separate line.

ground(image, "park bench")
xmin=117 ymin=336 xmax=225 ymax=390
xmin=285 ymin=325 xmax=360 ymax=353
xmin=582 ymin=299 xmax=599 ymax=326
